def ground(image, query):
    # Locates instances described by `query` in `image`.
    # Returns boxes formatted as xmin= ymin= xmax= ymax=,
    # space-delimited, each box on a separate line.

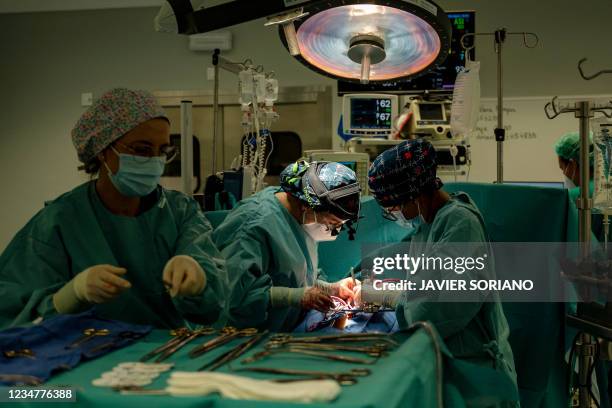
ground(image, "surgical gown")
xmin=213 ymin=187 xmax=321 ymax=332
xmin=0 ymin=181 xmax=227 ymax=329
xmin=395 ymin=192 xmax=518 ymax=404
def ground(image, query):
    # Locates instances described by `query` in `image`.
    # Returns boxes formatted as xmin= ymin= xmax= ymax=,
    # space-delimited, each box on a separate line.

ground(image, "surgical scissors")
xmin=66 ymin=328 xmax=110 ymax=349
xmin=139 ymin=327 xmax=191 ymax=362
xmin=156 ymin=327 xmax=215 ymax=362
xmin=189 ymin=327 xmax=257 ymax=358
xmin=198 ymin=330 xmax=268 ymax=371
xmin=3 ymin=349 xmax=36 ymax=359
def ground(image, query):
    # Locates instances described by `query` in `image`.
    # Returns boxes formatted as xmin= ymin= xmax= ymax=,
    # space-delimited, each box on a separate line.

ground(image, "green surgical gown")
xmin=213 ymin=187 xmax=320 ymax=332
xmin=0 ymin=181 xmax=227 ymax=329
xmin=395 ymin=192 xmax=518 ymax=405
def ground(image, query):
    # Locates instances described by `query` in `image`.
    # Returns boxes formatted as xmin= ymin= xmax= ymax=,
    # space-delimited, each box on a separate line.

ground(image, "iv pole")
xmin=544 ymin=58 xmax=612 ymax=408
xmin=211 ymin=49 xmax=246 ymax=175
xmin=461 ymin=29 xmax=539 ymax=183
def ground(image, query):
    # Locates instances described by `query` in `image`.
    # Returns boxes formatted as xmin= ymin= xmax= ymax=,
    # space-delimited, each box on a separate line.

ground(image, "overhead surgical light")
xmin=155 ymin=0 xmax=450 ymax=84
xmin=278 ymin=1 xmax=451 ymax=84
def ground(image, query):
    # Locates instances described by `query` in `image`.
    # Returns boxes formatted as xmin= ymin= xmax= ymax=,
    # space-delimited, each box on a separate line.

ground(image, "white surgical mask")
xmin=562 ymin=162 xmax=577 ymax=189
xmin=563 ymin=176 xmax=576 ymax=189
xmin=302 ymin=211 xmax=337 ymax=242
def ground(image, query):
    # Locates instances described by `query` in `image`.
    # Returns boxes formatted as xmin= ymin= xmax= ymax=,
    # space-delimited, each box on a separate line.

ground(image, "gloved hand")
xmin=162 ymin=255 xmax=207 ymax=298
xmin=53 ymin=265 xmax=131 ymax=313
xmin=332 ymin=277 xmax=361 ymax=303
xmin=269 ymin=286 xmax=333 ymax=312
xmin=353 ymin=284 xmax=362 ymax=307
xmin=301 ymin=286 xmax=334 ymax=312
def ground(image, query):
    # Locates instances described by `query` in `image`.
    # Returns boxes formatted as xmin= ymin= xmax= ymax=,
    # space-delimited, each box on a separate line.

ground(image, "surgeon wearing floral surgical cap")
xmin=213 ymin=160 xmax=361 ymax=331
xmin=364 ymin=139 xmax=518 ymax=404
xmin=0 ymin=88 xmax=228 ymax=329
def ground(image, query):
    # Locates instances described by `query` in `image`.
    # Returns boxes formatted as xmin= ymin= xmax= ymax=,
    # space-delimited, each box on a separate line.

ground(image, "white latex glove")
xmin=73 ymin=264 xmax=131 ymax=303
xmin=162 ymin=255 xmax=207 ymax=298
xmin=301 ymin=286 xmax=334 ymax=312
xmin=333 ymin=277 xmax=361 ymax=303
xmin=53 ymin=265 xmax=131 ymax=313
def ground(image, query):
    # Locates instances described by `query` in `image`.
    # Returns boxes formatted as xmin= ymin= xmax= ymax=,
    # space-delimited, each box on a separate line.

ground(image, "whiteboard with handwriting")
xmin=460 ymin=95 xmax=612 ymax=183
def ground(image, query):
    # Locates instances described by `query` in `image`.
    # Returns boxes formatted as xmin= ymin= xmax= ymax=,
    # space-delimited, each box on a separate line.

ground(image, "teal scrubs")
xmin=568 ymin=179 xmax=594 ymax=204
xmin=568 ymin=180 xmax=609 ymax=242
xmin=213 ymin=187 xmax=320 ymax=332
xmin=395 ymin=192 xmax=518 ymax=404
xmin=0 ymin=181 xmax=227 ymax=329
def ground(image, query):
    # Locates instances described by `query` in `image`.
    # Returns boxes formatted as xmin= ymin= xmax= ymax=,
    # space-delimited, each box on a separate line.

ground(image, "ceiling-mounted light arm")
xmin=167 ymin=0 xmax=322 ymax=35
xmin=264 ymin=8 xmax=310 ymax=56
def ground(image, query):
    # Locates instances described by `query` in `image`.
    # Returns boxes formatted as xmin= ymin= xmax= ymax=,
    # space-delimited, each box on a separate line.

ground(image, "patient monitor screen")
xmin=418 ymin=104 xmax=444 ymax=121
xmin=350 ymin=98 xmax=393 ymax=129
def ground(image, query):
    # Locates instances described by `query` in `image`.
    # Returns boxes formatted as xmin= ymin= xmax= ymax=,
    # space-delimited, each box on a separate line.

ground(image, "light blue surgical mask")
xmin=104 ymin=147 xmax=165 ymax=197
xmin=394 ymin=201 xmax=425 ymax=230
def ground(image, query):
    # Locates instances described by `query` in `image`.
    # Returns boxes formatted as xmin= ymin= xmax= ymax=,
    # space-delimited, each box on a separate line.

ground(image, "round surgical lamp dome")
xmin=279 ymin=1 xmax=451 ymax=84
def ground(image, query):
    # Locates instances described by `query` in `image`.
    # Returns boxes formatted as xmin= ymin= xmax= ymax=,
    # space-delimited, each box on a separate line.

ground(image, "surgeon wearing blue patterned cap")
xmin=364 ymin=139 xmax=518 ymax=398
xmin=213 ymin=160 xmax=361 ymax=331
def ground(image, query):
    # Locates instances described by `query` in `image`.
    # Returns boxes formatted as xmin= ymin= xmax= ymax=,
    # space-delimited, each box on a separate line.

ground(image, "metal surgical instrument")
xmin=66 ymin=328 xmax=110 ymax=349
xmin=156 ymin=327 xmax=215 ymax=362
xmin=236 ymin=367 xmax=371 ymax=386
xmin=87 ymin=331 xmax=148 ymax=354
xmin=3 ymin=349 xmax=36 ymax=359
xmin=268 ymin=333 xmax=398 ymax=347
xmin=198 ymin=330 xmax=269 ymax=371
xmin=242 ymin=347 xmax=378 ymax=364
xmin=271 ymin=342 xmax=388 ymax=357
xmin=139 ymin=327 xmax=191 ymax=362
xmin=189 ymin=327 xmax=257 ymax=358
